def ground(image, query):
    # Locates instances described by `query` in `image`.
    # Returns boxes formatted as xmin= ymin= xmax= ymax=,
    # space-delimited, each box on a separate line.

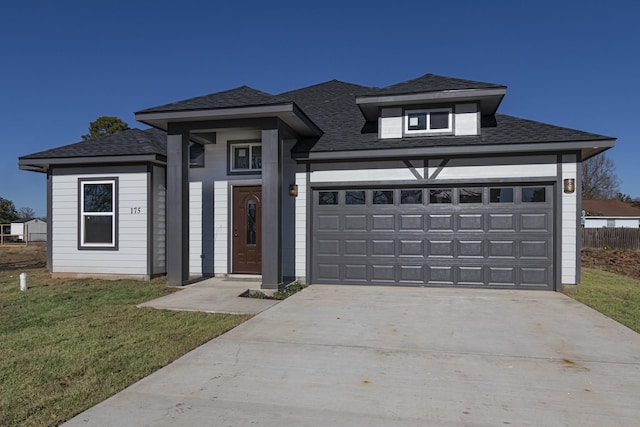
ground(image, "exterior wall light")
xmin=289 ymin=184 xmax=298 ymax=197
xmin=563 ymin=178 xmax=575 ymax=194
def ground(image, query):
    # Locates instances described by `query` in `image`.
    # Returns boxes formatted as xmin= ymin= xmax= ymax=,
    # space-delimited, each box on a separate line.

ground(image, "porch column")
xmin=166 ymin=130 xmax=190 ymax=285
xmin=261 ymin=126 xmax=282 ymax=288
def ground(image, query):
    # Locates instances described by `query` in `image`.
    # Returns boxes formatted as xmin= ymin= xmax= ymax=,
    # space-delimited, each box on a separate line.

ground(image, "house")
xmin=19 ymin=73 xmax=616 ymax=291
xmin=10 ymin=219 xmax=47 ymax=242
xmin=582 ymin=199 xmax=640 ymax=228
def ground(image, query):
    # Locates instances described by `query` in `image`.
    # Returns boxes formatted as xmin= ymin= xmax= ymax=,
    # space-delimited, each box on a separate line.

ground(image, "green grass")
xmin=0 ymin=269 xmax=250 ymax=426
xmin=566 ymin=267 xmax=640 ymax=333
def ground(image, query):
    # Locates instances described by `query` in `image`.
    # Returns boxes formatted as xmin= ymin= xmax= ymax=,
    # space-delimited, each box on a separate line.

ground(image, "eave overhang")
xmin=18 ymin=154 xmax=167 ymax=174
xmin=293 ymin=138 xmax=616 ymax=162
xmin=356 ymin=88 xmax=507 ymax=121
xmin=135 ymin=102 xmax=322 ymax=137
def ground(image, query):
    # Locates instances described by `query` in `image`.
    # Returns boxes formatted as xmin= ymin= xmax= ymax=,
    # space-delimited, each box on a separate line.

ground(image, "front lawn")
xmin=566 ymin=267 xmax=640 ymax=333
xmin=0 ymin=269 xmax=250 ymax=426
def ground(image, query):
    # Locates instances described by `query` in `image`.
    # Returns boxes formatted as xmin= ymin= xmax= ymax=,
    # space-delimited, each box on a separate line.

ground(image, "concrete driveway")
xmin=64 ymin=286 xmax=640 ymax=426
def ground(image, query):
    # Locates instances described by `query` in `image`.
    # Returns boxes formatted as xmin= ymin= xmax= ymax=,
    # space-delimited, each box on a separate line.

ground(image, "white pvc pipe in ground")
xmin=20 ymin=273 xmax=27 ymax=291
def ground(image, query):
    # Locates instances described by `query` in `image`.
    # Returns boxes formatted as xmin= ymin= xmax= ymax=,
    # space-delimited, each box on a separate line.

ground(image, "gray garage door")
xmin=312 ymin=185 xmax=554 ymax=289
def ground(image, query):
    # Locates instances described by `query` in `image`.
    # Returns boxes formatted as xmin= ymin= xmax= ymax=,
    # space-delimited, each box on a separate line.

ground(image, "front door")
xmin=232 ymin=186 xmax=262 ymax=273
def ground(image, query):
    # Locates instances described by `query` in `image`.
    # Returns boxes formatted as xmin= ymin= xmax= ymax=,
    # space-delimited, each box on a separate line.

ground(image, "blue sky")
xmin=1 ymin=0 xmax=637 ymax=217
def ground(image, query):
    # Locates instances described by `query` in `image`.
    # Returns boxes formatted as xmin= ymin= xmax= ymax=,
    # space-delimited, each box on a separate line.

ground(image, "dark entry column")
xmin=261 ymin=126 xmax=282 ymax=289
xmin=166 ymin=130 xmax=190 ymax=285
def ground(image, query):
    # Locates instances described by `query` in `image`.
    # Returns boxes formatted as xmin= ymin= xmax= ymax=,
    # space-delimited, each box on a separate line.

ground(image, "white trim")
xmin=404 ymin=108 xmax=453 ymax=136
xmin=79 ymin=179 xmax=116 ymax=248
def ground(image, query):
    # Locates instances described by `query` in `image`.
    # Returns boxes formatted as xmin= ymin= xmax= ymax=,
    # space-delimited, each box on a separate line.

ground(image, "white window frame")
xmin=229 ymin=142 xmax=262 ymax=173
xmin=404 ymin=108 xmax=453 ymax=136
xmin=79 ymin=178 xmax=117 ymax=249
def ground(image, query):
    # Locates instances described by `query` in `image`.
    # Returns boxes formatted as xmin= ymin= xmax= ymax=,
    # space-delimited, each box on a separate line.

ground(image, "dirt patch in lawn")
xmin=581 ymin=248 xmax=640 ymax=281
xmin=0 ymin=243 xmax=47 ymax=271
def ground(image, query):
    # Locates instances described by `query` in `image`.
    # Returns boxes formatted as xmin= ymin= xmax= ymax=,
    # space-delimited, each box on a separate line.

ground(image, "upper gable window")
xmin=404 ymin=108 xmax=452 ymax=135
xmin=229 ymin=141 xmax=261 ymax=174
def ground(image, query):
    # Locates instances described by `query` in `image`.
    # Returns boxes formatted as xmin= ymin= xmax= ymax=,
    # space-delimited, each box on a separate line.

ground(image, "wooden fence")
xmin=582 ymin=228 xmax=640 ymax=250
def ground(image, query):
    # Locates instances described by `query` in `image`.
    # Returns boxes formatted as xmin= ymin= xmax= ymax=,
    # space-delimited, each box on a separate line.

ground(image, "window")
xmin=373 ymin=190 xmax=394 ymax=204
xmin=247 ymin=199 xmax=257 ymax=245
xmin=319 ymin=192 xmax=338 ymax=205
xmin=345 ymin=190 xmax=366 ymax=205
xmin=229 ymin=141 xmax=261 ymax=173
xmin=522 ymin=187 xmax=546 ymax=203
xmin=606 ymin=219 xmax=615 ymax=228
xmin=401 ymin=189 xmax=422 ymax=204
xmin=190 ymin=143 xmax=205 ymax=168
xmin=405 ymin=108 xmax=452 ymax=135
xmin=490 ymin=188 xmax=514 ymax=203
xmin=429 ymin=189 xmax=452 ymax=204
xmin=79 ymin=179 xmax=117 ymax=249
xmin=459 ymin=188 xmax=482 ymax=203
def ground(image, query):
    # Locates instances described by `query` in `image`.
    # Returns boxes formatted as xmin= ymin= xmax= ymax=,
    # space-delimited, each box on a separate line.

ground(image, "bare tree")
xmin=582 ymin=153 xmax=621 ymax=199
xmin=17 ymin=206 xmax=36 ymax=221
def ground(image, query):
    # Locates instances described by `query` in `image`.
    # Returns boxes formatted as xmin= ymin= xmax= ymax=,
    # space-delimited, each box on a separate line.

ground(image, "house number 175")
xmin=130 ymin=207 xmax=142 ymax=214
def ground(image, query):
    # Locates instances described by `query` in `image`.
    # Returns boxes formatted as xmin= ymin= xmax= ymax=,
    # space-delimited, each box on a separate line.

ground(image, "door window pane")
xmin=459 ymin=188 xmax=483 ymax=203
xmin=429 ymin=189 xmax=452 ymax=204
xmin=319 ymin=191 xmax=338 ymax=205
xmin=345 ymin=190 xmax=366 ymax=205
xmin=490 ymin=188 xmax=514 ymax=203
xmin=401 ymin=189 xmax=422 ymax=204
xmin=373 ymin=190 xmax=393 ymax=204
xmin=522 ymin=187 xmax=546 ymax=202
xmin=247 ymin=199 xmax=257 ymax=245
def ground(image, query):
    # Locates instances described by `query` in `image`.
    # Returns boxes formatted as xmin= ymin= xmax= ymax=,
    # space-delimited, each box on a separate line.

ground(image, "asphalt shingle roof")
xmin=361 ymin=73 xmax=506 ymax=97
xmin=136 ymin=86 xmax=291 ymax=114
xmin=582 ymin=199 xmax=640 ymax=217
xmin=22 ymin=73 xmax=615 ymax=163
xmin=20 ymin=128 xmax=167 ymax=160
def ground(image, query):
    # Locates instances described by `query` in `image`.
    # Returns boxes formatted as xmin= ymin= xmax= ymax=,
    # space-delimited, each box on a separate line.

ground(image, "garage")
xmin=312 ymin=185 xmax=554 ymax=289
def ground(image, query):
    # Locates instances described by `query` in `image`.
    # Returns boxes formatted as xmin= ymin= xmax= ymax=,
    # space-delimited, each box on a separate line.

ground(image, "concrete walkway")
xmin=137 ymin=277 xmax=280 ymax=314
xmin=65 ymin=286 xmax=640 ymax=426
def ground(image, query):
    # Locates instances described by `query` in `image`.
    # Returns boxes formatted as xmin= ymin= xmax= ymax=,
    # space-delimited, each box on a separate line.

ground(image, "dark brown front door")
xmin=232 ymin=186 xmax=262 ymax=273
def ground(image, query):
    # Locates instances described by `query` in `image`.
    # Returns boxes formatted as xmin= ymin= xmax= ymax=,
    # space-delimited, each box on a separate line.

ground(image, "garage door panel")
xmin=488 ymin=267 xmax=516 ymax=286
xmin=458 ymin=240 xmax=484 ymax=258
xmin=317 ymin=240 xmax=340 ymax=256
xmin=372 ymin=240 xmax=395 ymax=256
xmin=372 ymin=215 xmax=395 ymax=231
xmin=488 ymin=214 xmax=515 ymax=231
xmin=312 ymin=185 xmax=553 ymax=289
xmin=371 ymin=264 xmax=395 ymax=282
xmin=520 ymin=213 xmax=549 ymax=232
xmin=399 ymin=265 xmax=424 ymax=283
xmin=344 ymin=264 xmax=367 ymax=281
xmin=459 ymin=214 xmax=484 ymax=231
xmin=399 ymin=240 xmax=424 ymax=256
xmin=344 ymin=240 xmax=367 ymax=256
xmin=344 ymin=215 xmax=367 ymax=231
xmin=399 ymin=214 xmax=424 ymax=231
xmin=429 ymin=214 xmax=454 ymax=231
xmin=427 ymin=266 xmax=454 ymax=284
xmin=520 ymin=240 xmax=549 ymax=258
xmin=317 ymin=215 xmax=340 ymax=231
xmin=488 ymin=240 xmax=516 ymax=258
xmin=428 ymin=240 xmax=455 ymax=258
xmin=459 ymin=266 xmax=485 ymax=285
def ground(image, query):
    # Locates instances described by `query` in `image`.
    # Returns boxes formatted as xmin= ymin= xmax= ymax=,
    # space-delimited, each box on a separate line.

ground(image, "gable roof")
xmin=19 ymin=128 xmax=167 ymax=172
xmin=136 ymin=86 xmax=291 ymax=114
xmin=582 ymin=199 xmax=640 ymax=217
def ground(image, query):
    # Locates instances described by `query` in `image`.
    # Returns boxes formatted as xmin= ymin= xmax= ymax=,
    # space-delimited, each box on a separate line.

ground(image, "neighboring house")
xmin=19 ymin=73 xmax=616 ymax=290
xmin=10 ymin=219 xmax=47 ymax=242
xmin=582 ymin=199 xmax=640 ymax=228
